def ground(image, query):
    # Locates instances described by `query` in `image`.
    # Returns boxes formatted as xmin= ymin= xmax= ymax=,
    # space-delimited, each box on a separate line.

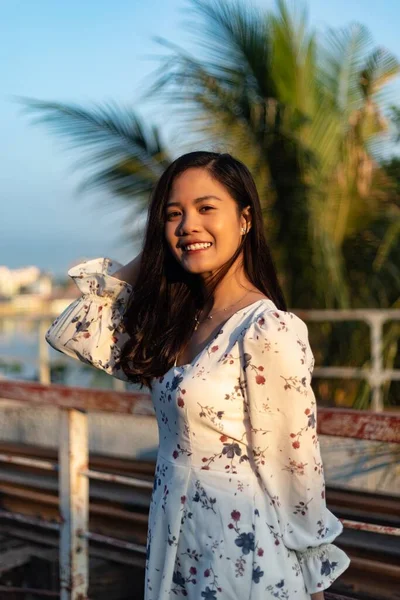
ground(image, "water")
xmin=0 ymin=316 xmax=116 ymax=389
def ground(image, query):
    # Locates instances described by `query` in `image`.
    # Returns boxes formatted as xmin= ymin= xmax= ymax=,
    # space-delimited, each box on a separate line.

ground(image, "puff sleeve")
xmin=242 ymin=307 xmax=351 ymax=594
xmin=45 ymin=257 xmax=133 ymax=382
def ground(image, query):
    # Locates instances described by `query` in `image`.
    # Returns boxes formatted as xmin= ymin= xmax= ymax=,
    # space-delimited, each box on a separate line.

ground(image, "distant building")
xmin=29 ymin=273 xmax=53 ymax=296
xmin=0 ymin=265 xmax=42 ymax=297
xmin=0 ymin=264 xmax=79 ymax=316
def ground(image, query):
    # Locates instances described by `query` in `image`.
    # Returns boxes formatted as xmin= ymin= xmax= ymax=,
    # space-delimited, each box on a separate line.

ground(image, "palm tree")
xmin=143 ymin=0 xmax=400 ymax=408
xmin=145 ymin=0 xmax=400 ymax=309
xmin=16 ymin=99 xmax=172 ymax=242
xmin=17 ymin=0 xmax=400 ymax=407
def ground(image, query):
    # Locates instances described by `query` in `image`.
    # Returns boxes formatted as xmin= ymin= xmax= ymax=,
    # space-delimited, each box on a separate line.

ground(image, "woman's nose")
xmin=176 ymin=213 xmax=201 ymax=235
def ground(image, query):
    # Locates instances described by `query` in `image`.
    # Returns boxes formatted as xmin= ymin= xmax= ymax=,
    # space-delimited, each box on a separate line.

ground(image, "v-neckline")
xmin=174 ymin=297 xmax=276 ymax=370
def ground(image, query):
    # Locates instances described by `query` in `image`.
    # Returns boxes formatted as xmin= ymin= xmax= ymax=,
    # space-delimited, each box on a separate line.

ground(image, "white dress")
xmin=46 ymin=257 xmax=351 ymax=599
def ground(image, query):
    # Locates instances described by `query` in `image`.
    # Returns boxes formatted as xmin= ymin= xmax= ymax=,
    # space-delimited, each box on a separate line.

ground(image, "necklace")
xmin=194 ymin=291 xmax=251 ymax=331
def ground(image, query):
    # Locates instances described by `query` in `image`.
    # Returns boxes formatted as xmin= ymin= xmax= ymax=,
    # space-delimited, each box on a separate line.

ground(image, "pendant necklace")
xmin=194 ymin=291 xmax=251 ymax=331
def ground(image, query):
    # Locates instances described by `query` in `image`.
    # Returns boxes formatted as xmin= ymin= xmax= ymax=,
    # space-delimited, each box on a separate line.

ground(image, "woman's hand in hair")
xmin=112 ymin=252 xmax=142 ymax=287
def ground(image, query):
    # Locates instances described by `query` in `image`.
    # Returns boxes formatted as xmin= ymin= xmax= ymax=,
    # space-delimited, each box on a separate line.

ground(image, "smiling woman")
xmin=45 ymin=151 xmax=350 ymax=599
xmin=118 ymin=151 xmax=286 ymax=386
xmin=165 ymin=171 xmax=250 ymax=279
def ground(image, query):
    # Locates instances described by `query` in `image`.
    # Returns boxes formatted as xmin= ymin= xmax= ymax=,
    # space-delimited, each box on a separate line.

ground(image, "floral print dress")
xmin=46 ymin=257 xmax=351 ymax=599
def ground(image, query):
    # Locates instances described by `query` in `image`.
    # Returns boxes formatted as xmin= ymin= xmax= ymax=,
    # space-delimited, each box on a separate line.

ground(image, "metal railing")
xmin=294 ymin=307 xmax=400 ymax=412
xmin=2 ymin=307 xmax=400 ymax=406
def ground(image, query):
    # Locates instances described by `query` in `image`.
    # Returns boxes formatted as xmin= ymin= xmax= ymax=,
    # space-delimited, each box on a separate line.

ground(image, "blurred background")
xmin=0 ymin=1 xmax=399 ymax=598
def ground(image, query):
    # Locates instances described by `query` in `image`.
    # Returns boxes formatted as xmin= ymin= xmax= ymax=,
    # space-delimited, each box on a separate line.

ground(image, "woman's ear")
xmin=241 ymin=206 xmax=252 ymax=232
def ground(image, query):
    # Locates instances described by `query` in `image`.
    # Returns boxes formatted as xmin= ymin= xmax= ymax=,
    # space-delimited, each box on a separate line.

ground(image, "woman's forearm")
xmin=311 ymin=592 xmax=325 ymax=600
xmin=112 ymin=252 xmax=142 ymax=287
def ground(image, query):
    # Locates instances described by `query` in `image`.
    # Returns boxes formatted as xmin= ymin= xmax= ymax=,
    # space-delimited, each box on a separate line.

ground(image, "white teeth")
xmin=184 ymin=242 xmax=212 ymax=251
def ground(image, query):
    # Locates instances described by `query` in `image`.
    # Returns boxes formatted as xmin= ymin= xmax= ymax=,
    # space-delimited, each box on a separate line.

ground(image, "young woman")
xmin=46 ymin=151 xmax=350 ymax=600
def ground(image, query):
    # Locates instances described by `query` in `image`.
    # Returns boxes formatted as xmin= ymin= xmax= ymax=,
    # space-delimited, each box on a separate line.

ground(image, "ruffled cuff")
xmin=67 ymin=257 xmax=133 ymax=301
xmin=45 ymin=257 xmax=134 ymax=381
xmin=296 ymin=542 xmax=351 ymax=594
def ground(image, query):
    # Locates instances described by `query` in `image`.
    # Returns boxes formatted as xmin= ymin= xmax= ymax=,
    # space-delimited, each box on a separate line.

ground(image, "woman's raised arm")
xmin=45 ymin=257 xmax=137 ymax=382
xmin=112 ymin=252 xmax=142 ymax=286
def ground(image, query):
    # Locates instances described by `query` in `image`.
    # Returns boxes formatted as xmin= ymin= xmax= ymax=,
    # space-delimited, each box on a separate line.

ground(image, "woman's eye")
xmin=166 ymin=206 xmax=214 ymax=220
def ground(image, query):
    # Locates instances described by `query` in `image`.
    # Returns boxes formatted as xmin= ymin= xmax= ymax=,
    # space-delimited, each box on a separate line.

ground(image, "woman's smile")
xmin=181 ymin=242 xmax=213 ymax=255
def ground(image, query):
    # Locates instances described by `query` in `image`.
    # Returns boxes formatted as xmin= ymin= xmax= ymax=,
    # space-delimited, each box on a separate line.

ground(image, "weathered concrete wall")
xmin=0 ymin=401 xmax=398 ymax=494
xmin=0 ymin=400 xmax=158 ymax=461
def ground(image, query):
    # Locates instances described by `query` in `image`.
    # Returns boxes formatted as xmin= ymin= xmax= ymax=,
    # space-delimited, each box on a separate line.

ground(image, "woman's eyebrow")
xmin=166 ymin=195 xmax=222 ymax=207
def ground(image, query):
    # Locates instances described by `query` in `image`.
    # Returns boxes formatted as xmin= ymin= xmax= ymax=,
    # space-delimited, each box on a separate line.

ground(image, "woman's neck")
xmin=201 ymin=266 xmax=258 ymax=314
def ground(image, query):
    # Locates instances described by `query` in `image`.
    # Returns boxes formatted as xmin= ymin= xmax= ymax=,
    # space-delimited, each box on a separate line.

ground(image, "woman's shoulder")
xmin=243 ymin=298 xmax=309 ymax=342
xmin=240 ymin=300 xmax=314 ymax=383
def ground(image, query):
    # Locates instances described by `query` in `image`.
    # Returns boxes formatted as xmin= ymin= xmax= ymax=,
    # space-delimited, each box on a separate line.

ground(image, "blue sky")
xmin=1 ymin=0 xmax=400 ymax=277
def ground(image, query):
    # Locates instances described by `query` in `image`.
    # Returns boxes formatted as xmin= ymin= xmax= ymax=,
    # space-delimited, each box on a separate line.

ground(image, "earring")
xmin=241 ymin=227 xmax=247 ymax=234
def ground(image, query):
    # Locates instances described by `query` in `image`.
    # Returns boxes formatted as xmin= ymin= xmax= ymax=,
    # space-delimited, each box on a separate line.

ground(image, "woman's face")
xmin=164 ymin=167 xmax=250 ymax=276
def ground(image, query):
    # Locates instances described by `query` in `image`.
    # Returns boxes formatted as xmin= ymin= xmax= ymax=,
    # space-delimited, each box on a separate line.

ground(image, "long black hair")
xmin=120 ymin=151 xmax=287 ymax=389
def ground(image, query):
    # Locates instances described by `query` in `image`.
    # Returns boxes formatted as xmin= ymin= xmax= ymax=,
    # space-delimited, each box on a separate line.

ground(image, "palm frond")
xmin=15 ymin=96 xmax=172 ymax=209
xmin=182 ymin=0 xmax=274 ymax=97
xmin=318 ymin=23 xmax=374 ymax=112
